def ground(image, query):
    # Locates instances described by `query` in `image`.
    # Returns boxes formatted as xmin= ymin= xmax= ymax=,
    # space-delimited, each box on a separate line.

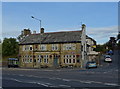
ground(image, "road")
xmin=2 ymin=50 xmax=120 ymax=89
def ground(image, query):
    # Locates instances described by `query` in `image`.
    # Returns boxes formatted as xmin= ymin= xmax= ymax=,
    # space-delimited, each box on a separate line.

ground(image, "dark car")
xmin=8 ymin=58 xmax=19 ymax=68
xmin=86 ymin=61 xmax=97 ymax=69
xmin=107 ymin=50 xmax=114 ymax=55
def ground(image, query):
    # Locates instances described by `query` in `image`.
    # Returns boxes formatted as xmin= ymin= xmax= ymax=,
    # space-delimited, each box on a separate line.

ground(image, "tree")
xmin=94 ymin=44 xmax=107 ymax=53
xmin=2 ymin=38 xmax=19 ymax=57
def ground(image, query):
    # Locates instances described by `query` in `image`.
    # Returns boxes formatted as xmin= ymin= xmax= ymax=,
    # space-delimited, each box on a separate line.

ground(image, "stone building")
xmin=18 ymin=24 xmax=97 ymax=68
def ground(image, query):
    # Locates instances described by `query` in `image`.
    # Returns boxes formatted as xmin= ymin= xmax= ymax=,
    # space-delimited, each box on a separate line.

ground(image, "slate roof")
xmin=19 ymin=30 xmax=82 ymax=45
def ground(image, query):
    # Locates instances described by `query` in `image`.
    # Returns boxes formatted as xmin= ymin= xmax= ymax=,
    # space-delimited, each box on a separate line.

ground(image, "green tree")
xmin=2 ymin=38 xmax=19 ymax=57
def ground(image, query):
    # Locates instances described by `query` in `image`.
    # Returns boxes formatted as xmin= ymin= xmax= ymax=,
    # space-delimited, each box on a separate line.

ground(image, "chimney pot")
xmin=40 ymin=28 xmax=44 ymax=33
xmin=33 ymin=30 xmax=36 ymax=34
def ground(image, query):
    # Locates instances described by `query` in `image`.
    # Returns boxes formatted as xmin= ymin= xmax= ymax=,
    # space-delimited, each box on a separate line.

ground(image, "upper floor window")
xmin=52 ymin=44 xmax=58 ymax=50
xmin=25 ymin=45 xmax=29 ymax=51
xmin=40 ymin=45 xmax=46 ymax=51
xmin=63 ymin=44 xmax=76 ymax=50
xmin=23 ymin=45 xmax=33 ymax=51
xmin=30 ymin=47 xmax=32 ymax=50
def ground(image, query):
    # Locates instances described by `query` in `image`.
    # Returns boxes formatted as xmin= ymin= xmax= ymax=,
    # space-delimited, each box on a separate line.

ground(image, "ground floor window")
xmin=73 ymin=59 xmax=76 ymax=63
xmin=63 ymin=59 xmax=76 ymax=64
xmin=44 ymin=59 xmax=48 ymax=63
xmin=38 ymin=58 xmax=42 ymax=63
xmin=30 ymin=59 xmax=32 ymax=63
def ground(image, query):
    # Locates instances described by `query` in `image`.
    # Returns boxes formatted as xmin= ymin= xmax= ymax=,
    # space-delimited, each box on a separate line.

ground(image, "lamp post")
xmin=31 ymin=16 xmax=41 ymax=32
xmin=31 ymin=16 xmax=42 ymax=68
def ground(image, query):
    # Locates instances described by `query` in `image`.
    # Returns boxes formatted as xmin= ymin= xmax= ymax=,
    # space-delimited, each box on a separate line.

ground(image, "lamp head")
xmin=31 ymin=16 xmax=34 ymax=18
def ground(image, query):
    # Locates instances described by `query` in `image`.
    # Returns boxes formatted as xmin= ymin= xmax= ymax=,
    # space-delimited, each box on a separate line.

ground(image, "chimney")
xmin=40 ymin=28 xmax=44 ymax=33
xmin=33 ymin=30 xmax=36 ymax=34
xmin=23 ymin=28 xmax=31 ymax=36
xmin=82 ymin=24 xmax=86 ymax=30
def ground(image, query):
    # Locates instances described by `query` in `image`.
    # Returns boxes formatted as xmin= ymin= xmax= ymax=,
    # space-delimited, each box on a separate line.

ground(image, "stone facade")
xmin=19 ymin=43 xmax=82 ymax=68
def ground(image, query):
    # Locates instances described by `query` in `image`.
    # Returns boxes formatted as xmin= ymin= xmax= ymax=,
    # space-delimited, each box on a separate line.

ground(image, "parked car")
xmin=107 ymin=50 xmax=114 ymax=55
xmin=8 ymin=58 xmax=19 ymax=68
xmin=104 ymin=55 xmax=112 ymax=63
xmin=86 ymin=61 xmax=97 ymax=69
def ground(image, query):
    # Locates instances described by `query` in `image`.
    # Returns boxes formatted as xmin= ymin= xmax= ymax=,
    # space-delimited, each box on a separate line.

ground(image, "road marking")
xmin=19 ymin=74 xmax=24 ymax=76
xmin=59 ymin=84 xmax=71 ymax=87
xmin=5 ymin=73 xmax=119 ymax=87
xmin=104 ymin=83 xmax=119 ymax=86
xmin=10 ymin=78 xmax=22 ymax=83
xmin=62 ymin=79 xmax=71 ymax=82
xmin=38 ymin=83 xmax=49 ymax=87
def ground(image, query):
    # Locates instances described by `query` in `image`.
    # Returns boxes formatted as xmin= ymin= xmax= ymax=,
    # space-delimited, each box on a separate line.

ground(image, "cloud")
xmin=55 ymin=25 xmax=118 ymax=44
xmin=87 ymin=26 xmax=118 ymax=44
xmin=2 ymin=30 xmax=20 ymax=39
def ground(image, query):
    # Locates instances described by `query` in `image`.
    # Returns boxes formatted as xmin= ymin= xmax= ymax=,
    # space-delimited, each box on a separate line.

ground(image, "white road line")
xmin=19 ymin=74 xmax=24 ymax=76
xmin=59 ymin=84 xmax=71 ymax=87
xmin=62 ymin=79 xmax=71 ymax=82
xmin=39 ymin=83 xmax=49 ymax=87
xmin=5 ymin=78 xmax=53 ymax=87
xmin=6 ymin=73 xmax=119 ymax=87
xmin=10 ymin=78 xmax=23 ymax=83
xmin=104 ymin=83 xmax=119 ymax=86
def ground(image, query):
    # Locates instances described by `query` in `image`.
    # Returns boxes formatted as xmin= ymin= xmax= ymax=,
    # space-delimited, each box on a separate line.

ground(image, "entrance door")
xmin=53 ymin=55 xmax=58 ymax=67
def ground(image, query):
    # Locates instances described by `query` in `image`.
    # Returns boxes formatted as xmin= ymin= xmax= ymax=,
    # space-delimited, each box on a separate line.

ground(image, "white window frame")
xmin=29 ymin=45 xmax=33 ymax=51
xmin=73 ymin=59 xmax=76 ymax=63
xmin=44 ymin=58 xmax=48 ymax=63
xmin=38 ymin=58 xmax=42 ymax=63
xmin=52 ymin=44 xmax=58 ymax=50
xmin=40 ymin=45 xmax=47 ymax=51
xmin=30 ymin=59 xmax=32 ymax=63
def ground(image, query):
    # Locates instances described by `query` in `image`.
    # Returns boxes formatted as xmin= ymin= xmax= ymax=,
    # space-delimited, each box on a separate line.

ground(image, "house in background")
xmin=18 ymin=24 xmax=98 ymax=68
xmin=86 ymin=36 xmax=99 ymax=64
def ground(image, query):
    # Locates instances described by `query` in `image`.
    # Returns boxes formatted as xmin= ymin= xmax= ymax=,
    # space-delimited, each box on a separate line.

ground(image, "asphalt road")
xmin=2 ymin=50 xmax=120 ymax=89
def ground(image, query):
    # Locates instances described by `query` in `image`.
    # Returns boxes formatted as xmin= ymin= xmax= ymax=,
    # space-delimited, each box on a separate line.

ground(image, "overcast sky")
xmin=1 ymin=2 xmax=118 ymax=44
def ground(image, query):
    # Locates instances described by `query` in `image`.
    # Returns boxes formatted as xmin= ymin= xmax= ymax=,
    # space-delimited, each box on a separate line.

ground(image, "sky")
xmin=1 ymin=2 xmax=118 ymax=44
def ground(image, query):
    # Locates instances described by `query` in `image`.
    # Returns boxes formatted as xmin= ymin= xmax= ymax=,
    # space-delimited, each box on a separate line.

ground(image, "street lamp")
xmin=31 ymin=16 xmax=42 ymax=68
xmin=31 ymin=16 xmax=41 ymax=32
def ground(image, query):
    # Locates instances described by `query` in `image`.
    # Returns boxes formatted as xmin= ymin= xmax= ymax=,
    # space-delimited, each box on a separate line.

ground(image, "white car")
xmin=104 ymin=55 xmax=112 ymax=63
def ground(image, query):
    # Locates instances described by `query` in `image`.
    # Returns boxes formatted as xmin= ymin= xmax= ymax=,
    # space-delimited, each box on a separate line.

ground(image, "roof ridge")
xmin=31 ymin=30 xmax=82 ymax=35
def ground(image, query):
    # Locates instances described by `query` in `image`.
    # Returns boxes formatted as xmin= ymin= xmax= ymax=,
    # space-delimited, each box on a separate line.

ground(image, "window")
xmin=72 ymin=44 xmax=76 ymax=50
xmin=44 ymin=59 xmax=48 ymax=63
xmin=69 ymin=59 xmax=71 ymax=63
xmin=30 ymin=47 xmax=32 ymax=50
xmin=38 ymin=58 xmax=42 ymax=63
xmin=38 ymin=55 xmax=42 ymax=58
xmin=25 ymin=45 xmax=29 ymax=51
xmin=73 ymin=59 xmax=76 ymax=63
xmin=64 ymin=59 xmax=66 ymax=63
xmin=30 ymin=59 xmax=32 ymax=63
xmin=27 ymin=59 xmax=29 ymax=63
xmin=23 ymin=59 xmax=25 ymax=62
xmin=63 ymin=44 xmax=76 ymax=50
xmin=73 ymin=55 xmax=76 ymax=58
xmin=43 ymin=55 xmax=49 ymax=63
xmin=81 ymin=45 xmax=83 ymax=51
xmin=52 ymin=44 xmax=58 ymax=50
xmin=40 ymin=45 xmax=46 ymax=51
xmin=77 ymin=59 xmax=80 ymax=63
xmin=66 ymin=59 xmax=69 ymax=63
